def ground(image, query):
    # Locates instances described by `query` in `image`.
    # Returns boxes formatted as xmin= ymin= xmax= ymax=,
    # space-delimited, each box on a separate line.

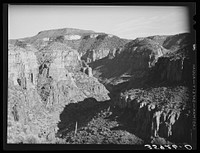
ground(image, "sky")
xmin=8 ymin=5 xmax=190 ymax=40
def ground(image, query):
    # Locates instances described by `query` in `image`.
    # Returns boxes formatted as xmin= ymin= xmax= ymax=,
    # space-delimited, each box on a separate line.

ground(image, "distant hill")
xmin=9 ymin=27 xmax=130 ymax=62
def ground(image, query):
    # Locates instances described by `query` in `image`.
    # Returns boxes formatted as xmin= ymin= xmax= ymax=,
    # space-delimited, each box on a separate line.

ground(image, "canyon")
xmin=7 ymin=28 xmax=194 ymax=145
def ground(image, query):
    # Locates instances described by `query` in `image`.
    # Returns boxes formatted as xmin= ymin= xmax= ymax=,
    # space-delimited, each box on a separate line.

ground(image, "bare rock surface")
xmin=88 ymin=32 xmax=193 ymax=145
xmin=7 ymin=28 xmax=194 ymax=145
xmin=90 ymin=33 xmax=192 ymax=90
xmin=7 ymin=37 xmax=110 ymax=144
xmin=112 ymin=86 xmax=191 ymax=143
xmin=80 ymin=34 xmax=129 ymax=63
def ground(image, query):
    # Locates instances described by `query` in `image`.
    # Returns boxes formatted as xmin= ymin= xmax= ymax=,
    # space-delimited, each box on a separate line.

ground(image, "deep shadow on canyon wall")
xmin=57 ymin=97 xmax=111 ymax=137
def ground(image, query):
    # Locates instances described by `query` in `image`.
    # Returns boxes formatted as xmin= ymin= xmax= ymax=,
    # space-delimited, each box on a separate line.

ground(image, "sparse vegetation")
xmin=7 ymin=28 xmax=193 ymax=146
xmin=62 ymin=106 xmax=143 ymax=144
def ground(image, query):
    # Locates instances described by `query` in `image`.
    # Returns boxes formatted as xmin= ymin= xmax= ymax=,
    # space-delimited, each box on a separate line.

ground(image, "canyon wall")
xmin=7 ymin=29 xmax=193 ymax=145
xmin=152 ymin=54 xmax=192 ymax=84
xmin=7 ymin=41 xmax=110 ymax=144
xmin=112 ymin=86 xmax=192 ymax=144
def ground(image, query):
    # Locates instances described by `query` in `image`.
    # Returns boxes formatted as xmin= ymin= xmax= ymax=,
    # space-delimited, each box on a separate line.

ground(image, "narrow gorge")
xmin=7 ymin=28 xmax=194 ymax=145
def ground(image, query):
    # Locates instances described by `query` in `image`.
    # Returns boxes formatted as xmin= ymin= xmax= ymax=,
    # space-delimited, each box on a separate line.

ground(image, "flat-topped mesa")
xmin=36 ymin=28 xmax=95 ymax=38
xmin=11 ymin=28 xmax=129 ymax=63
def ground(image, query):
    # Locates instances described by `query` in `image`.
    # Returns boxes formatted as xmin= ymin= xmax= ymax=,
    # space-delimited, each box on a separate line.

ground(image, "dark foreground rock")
xmin=111 ymin=86 xmax=192 ymax=144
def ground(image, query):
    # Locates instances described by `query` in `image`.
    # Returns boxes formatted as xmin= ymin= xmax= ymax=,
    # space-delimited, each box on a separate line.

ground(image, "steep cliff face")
xmin=8 ymin=44 xmax=38 ymax=90
xmin=152 ymin=57 xmax=191 ymax=84
xmin=37 ymin=42 xmax=82 ymax=79
xmin=112 ymin=86 xmax=192 ymax=144
xmin=147 ymin=35 xmax=169 ymax=46
xmin=162 ymin=33 xmax=191 ymax=51
xmin=149 ymin=45 xmax=193 ymax=85
xmin=35 ymin=42 xmax=110 ymax=105
xmin=89 ymin=33 xmax=193 ymax=144
xmin=90 ymin=37 xmax=169 ymax=89
xmin=90 ymin=33 xmax=192 ymax=91
xmin=8 ymin=44 xmax=61 ymax=143
xmin=7 ymin=28 xmax=194 ymax=145
xmin=80 ymin=60 xmax=93 ymax=77
xmin=80 ymin=34 xmax=129 ymax=63
xmin=7 ymin=39 xmax=110 ymax=143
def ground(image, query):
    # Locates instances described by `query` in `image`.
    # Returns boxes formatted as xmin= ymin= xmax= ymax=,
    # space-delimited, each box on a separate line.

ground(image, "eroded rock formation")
xmin=89 ymin=32 xmax=193 ymax=144
xmin=7 ymin=29 xmax=194 ymax=145
xmin=112 ymin=86 xmax=192 ymax=143
xmin=152 ymin=50 xmax=192 ymax=84
xmin=8 ymin=44 xmax=38 ymax=89
xmin=80 ymin=34 xmax=129 ymax=63
xmin=80 ymin=60 xmax=93 ymax=77
xmin=7 ymin=39 xmax=110 ymax=144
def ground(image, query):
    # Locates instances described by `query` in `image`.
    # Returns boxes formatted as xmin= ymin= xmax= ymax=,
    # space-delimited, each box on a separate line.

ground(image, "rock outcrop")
xmin=89 ymin=32 xmax=193 ymax=144
xmin=107 ymin=48 xmax=117 ymax=59
xmin=8 ymin=44 xmax=38 ymax=89
xmin=80 ymin=34 xmax=129 ymax=63
xmin=8 ymin=43 xmax=61 ymax=143
xmin=7 ymin=28 xmax=194 ymax=145
xmin=90 ymin=33 xmax=192 ymax=90
xmin=85 ymin=67 xmax=93 ymax=77
xmin=162 ymin=33 xmax=191 ymax=51
xmin=7 ymin=38 xmax=110 ymax=144
xmin=89 ymin=37 xmax=169 ymax=90
xmin=149 ymin=45 xmax=193 ymax=85
xmin=153 ymin=56 xmax=191 ymax=83
xmin=13 ymin=28 xmax=129 ymax=62
xmin=80 ymin=60 xmax=93 ymax=77
xmin=112 ymin=86 xmax=192 ymax=143
xmin=35 ymin=42 xmax=109 ymax=106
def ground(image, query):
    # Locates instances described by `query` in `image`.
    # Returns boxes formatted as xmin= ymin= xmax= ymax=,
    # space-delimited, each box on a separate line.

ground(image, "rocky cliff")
xmin=90 ymin=33 xmax=192 ymax=89
xmin=80 ymin=34 xmax=129 ymax=63
xmin=8 ymin=43 xmax=38 ymax=89
xmin=89 ymin=32 xmax=193 ymax=144
xmin=7 ymin=28 xmax=194 ymax=145
xmin=7 ymin=38 xmax=110 ymax=143
xmin=111 ymin=86 xmax=192 ymax=144
xmin=89 ymin=37 xmax=169 ymax=90
xmin=9 ymin=28 xmax=129 ymax=64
